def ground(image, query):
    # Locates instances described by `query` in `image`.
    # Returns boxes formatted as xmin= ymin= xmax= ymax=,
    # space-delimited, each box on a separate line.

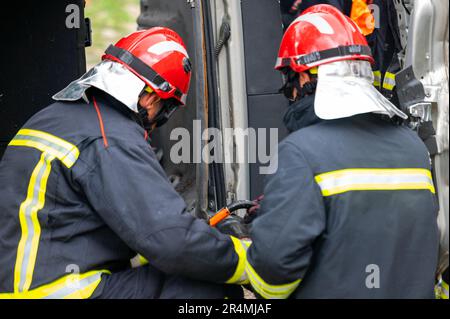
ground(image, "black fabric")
xmin=282 ymin=94 xmax=321 ymax=133
xmin=280 ymin=0 xmax=351 ymax=29
xmin=88 ymin=88 xmax=135 ymax=119
xmin=92 ymin=265 xmax=243 ymax=299
xmin=296 ymin=45 xmax=372 ymax=66
xmin=279 ymin=67 xmax=317 ymax=101
xmin=278 ymin=45 xmax=372 ymax=68
xmin=443 ymin=268 xmax=449 ymax=285
xmin=138 ymin=105 xmax=152 ymax=130
xmin=0 ymin=93 xmax=240 ymax=293
xmin=366 ymin=0 xmax=400 ymax=77
xmin=105 ymin=45 xmax=165 ymax=87
xmin=248 ymin=113 xmax=439 ymax=299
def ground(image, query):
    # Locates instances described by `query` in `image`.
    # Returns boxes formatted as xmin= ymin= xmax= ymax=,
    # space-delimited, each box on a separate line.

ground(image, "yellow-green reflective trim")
xmin=226 ymin=236 xmax=249 ymax=285
xmin=315 ymin=168 xmax=435 ymax=197
xmin=246 ymin=261 xmax=301 ymax=299
xmin=309 ymin=67 xmax=318 ymax=75
xmin=14 ymin=152 xmax=54 ymax=293
xmin=145 ymin=86 xmax=154 ymax=93
xmin=0 ymin=270 xmax=109 ymax=299
xmin=442 ymin=281 xmax=449 ymax=300
xmin=10 ymin=130 xmax=80 ymax=293
xmin=382 ymin=72 xmax=396 ymax=90
xmin=130 ymin=254 xmax=149 ymax=268
xmin=373 ymin=70 xmax=381 ymax=88
xmin=9 ymin=129 xmax=79 ymax=168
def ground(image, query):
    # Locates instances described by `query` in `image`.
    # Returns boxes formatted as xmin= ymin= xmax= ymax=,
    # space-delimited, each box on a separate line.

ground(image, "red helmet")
xmin=275 ymin=4 xmax=374 ymax=73
xmin=103 ymin=27 xmax=191 ymax=105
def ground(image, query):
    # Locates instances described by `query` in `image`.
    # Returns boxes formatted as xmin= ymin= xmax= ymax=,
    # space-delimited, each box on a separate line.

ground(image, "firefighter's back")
xmin=289 ymin=113 xmax=439 ymax=298
xmin=0 ymin=93 xmax=144 ymax=296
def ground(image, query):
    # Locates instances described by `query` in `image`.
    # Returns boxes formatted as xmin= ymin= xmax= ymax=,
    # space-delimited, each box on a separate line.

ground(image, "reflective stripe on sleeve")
xmin=246 ymin=261 xmax=301 ymax=299
xmin=315 ymin=168 xmax=435 ymax=197
xmin=226 ymin=237 xmax=250 ymax=285
xmin=373 ymin=70 xmax=381 ymax=88
xmin=382 ymin=72 xmax=396 ymax=91
xmin=0 ymin=270 xmax=109 ymax=299
xmin=442 ymin=280 xmax=449 ymax=300
xmin=130 ymin=254 xmax=149 ymax=268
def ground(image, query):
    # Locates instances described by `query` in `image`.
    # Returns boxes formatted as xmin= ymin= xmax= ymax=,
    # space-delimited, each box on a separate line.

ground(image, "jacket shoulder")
xmin=23 ymin=100 xmax=146 ymax=148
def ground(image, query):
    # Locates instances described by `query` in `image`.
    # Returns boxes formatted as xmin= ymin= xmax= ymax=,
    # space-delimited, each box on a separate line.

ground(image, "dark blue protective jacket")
xmin=0 ymin=90 xmax=246 ymax=298
xmin=247 ymin=111 xmax=439 ymax=299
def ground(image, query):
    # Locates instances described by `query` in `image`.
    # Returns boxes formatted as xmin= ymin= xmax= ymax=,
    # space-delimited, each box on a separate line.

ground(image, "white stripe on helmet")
xmin=147 ymin=41 xmax=189 ymax=58
xmin=293 ymin=14 xmax=334 ymax=35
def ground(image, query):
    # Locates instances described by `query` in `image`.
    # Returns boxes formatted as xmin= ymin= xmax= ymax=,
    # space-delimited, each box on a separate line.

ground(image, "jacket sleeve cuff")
xmin=246 ymin=259 xmax=301 ymax=299
xmin=225 ymin=236 xmax=251 ymax=285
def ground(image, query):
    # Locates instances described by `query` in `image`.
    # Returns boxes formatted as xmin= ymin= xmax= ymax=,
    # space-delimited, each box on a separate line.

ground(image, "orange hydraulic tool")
xmin=209 ymin=200 xmax=256 ymax=227
xmin=209 ymin=207 xmax=232 ymax=227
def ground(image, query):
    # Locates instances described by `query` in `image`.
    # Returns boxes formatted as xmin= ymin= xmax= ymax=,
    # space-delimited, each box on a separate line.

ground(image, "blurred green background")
xmin=85 ymin=0 xmax=140 ymax=69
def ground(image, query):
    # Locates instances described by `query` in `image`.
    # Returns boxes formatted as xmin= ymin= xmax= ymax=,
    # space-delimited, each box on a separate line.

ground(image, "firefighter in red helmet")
xmin=246 ymin=5 xmax=439 ymax=299
xmin=0 ymin=28 xmax=247 ymax=299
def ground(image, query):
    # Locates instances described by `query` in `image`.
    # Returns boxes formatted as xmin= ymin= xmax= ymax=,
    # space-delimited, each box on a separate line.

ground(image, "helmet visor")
xmin=314 ymin=60 xmax=407 ymax=120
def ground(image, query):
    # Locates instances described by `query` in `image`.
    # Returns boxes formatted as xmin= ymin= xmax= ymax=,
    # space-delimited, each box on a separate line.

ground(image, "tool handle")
xmin=209 ymin=207 xmax=231 ymax=227
xmin=209 ymin=200 xmax=256 ymax=227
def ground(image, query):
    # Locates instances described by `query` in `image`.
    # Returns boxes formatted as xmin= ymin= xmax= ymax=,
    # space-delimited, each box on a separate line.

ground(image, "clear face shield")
xmin=314 ymin=60 xmax=408 ymax=120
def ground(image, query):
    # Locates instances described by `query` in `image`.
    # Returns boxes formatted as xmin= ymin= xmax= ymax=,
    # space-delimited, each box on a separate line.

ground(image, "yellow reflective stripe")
xmin=9 ymin=139 xmax=70 ymax=166
xmin=62 ymin=280 xmax=101 ymax=299
xmin=19 ymin=129 xmax=77 ymax=154
xmin=315 ymin=168 xmax=435 ymax=196
xmin=0 ymin=270 xmax=109 ymax=299
xmin=309 ymin=66 xmax=318 ymax=74
xmin=442 ymin=281 xmax=449 ymax=300
xmin=383 ymin=72 xmax=396 ymax=90
xmin=226 ymin=236 xmax=249 ymax=285
xmin=138 ymin=255 xmax=149 ymax=266
xmin=14 ymin=152 xmax=55 ymax=293
xmin=130 ymin=254 xmax=149 ymax=267
xmin=246 ymin=261 xmax=301 ymax=299
xmin=373 ymin=70 xmax=381 ymax=88
xmin=9 ymin=129 xmax=79 ymax=168
xmin=9 ymin=130 xmax=80 ymax=294
xmin=145 ymin=86 xmax=154 ymax=93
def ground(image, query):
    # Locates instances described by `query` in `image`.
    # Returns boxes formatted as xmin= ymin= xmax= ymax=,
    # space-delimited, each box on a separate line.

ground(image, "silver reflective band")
xmin=9 ymin=129 xmax=80 ymax=168
xmin=0 ymin=271 xmax=107 ymax=299
xmin=315 ymin=168 xmax=435 ymax=196
xmin=246 ymin=261 xmax=301 ymax=299
xmin=17 ymin=153 xmax=54 ymax=292
xmin=383 ymin=72 xmax=396 ymax=90
xmin=9 ymin=129 xmax=80 ymax=293
xmin=43 ymin=272 xmax=103 ymax=299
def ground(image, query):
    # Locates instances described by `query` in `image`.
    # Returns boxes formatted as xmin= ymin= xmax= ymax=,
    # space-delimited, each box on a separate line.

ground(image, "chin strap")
xmin=280 ymin=68 xmax=317 ymax=101
xmin=138 ymin=99 xmax=179 ymax=133
xmin=299 ymin=81 xmax=317 ymax=99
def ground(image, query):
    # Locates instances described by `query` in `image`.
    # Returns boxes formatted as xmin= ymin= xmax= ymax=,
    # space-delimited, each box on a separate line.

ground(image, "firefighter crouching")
xmin=0 ymin=28 xmax=249 ymax=299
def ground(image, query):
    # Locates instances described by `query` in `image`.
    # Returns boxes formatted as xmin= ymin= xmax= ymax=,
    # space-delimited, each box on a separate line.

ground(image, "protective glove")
xmin=244 ymin=194 xmax=264 ymax=225
xmin=216 ymin=215 xmax=250 ymax=239
xmin=210 ymin=200 xmax=258 ymax=239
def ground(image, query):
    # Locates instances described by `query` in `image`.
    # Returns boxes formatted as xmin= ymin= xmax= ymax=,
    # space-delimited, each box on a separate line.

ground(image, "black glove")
xmin=216 ymin=215 xmax=250 ymax=239
xmin=244 ymin=194 xmax=264 ymax=225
